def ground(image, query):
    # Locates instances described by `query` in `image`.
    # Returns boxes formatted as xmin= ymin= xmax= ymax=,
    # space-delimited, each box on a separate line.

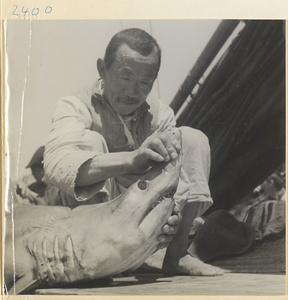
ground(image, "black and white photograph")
xmin=3 ymin=19 xmax=286 ymax=296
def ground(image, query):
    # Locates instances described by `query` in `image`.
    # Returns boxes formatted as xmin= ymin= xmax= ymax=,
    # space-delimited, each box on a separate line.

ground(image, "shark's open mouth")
xmin=137 ymin=179 xmax=176 ymax=218
xmin=152 ymin=190 xmax=176 ymax=209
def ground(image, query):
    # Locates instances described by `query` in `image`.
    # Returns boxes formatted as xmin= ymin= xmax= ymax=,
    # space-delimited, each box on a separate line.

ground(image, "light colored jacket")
xmin=43 ymin=80 xmax=176 ymax=205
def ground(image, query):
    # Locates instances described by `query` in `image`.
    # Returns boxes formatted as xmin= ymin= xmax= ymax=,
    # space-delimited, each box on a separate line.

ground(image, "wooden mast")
xmin=170 ymin=20 xmax=240 ymax=114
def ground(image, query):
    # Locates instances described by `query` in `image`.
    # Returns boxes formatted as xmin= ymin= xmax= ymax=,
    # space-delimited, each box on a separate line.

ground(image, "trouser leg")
xmin=163 ymin=126 xmax=213 ymax=261
xmin=174 ymin=126 xmax=213 ymax=216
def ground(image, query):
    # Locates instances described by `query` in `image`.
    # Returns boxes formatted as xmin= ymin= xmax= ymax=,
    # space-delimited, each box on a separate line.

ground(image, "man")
xmin=43 ymin=28 xmax=223 ymax=276
xmin=15 ymin=146 xmax=74 ymax=206
xmin=16 ymin=146 xmax=46 ymax=205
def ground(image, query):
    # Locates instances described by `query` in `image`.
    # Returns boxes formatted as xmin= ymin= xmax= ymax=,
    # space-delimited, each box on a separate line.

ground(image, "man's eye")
xmin=121 ymin=77 xmax=130 ymax=81
xmin=141 ymin=82 xmax=150 ymax=86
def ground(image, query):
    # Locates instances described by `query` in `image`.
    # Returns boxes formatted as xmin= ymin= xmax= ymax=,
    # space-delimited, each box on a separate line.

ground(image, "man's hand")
xmin=16 ymin=182 xmax=39 ymax=205
xmin=130 ymin=130 xmax=181 ymax=174
xmin=157 ymin=207 xmax=182 ymax=250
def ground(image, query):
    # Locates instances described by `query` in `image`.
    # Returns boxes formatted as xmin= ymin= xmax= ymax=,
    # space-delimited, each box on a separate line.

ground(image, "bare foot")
xmin=162 ymin=253 xmax=226 ymax=276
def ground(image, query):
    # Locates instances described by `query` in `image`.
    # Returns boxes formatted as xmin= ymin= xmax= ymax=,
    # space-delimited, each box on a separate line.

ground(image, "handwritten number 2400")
xmin=12 ymin=5 xmax=52 ymax=16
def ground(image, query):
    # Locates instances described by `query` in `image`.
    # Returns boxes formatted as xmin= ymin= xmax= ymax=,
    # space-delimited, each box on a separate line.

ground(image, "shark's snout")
xmin=123 ymin=159 xmax=180 ymax=227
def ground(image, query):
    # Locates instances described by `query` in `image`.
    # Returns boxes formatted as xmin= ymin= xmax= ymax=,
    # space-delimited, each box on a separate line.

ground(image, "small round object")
xmin=138 ymin=180 xmax=149 ymax=190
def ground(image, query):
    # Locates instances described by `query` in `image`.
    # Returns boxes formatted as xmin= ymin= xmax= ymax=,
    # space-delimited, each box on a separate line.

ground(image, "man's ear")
xmin=97 ymin=59 xmax=106 ymax=78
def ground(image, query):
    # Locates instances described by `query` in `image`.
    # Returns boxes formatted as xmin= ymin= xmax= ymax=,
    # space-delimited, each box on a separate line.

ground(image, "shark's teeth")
xmin=151 ymin=190 xmax=176 ymax=209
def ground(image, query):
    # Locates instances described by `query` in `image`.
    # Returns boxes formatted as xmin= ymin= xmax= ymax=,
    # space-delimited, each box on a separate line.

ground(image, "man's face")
xmin=100 ymin=44 xmax=160 ymax=115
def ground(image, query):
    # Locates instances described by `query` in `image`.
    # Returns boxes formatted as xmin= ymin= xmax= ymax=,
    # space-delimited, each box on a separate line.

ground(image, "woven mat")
xmin=209 ymin=235 xmax=286 ymax=273
xmin=140 ymin=235 xmax=286 ymax=274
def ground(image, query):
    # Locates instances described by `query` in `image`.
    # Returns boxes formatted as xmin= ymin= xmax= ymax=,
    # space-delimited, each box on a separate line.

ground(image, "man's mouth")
xmin=123 ymin=97 xmax=138 ymax=105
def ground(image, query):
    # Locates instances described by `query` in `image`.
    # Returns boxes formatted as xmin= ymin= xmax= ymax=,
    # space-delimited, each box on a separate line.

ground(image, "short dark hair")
xmin=104 ymin=28 xmax=161 ymax=72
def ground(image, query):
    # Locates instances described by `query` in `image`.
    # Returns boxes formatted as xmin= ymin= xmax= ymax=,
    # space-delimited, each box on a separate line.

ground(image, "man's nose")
xmin=126 ymin=83 xmax=141 ymax=98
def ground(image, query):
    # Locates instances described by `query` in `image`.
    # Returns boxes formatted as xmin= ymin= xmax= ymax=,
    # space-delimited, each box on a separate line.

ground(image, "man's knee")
xmin=179 ymin=126 xmax=210 ymax=152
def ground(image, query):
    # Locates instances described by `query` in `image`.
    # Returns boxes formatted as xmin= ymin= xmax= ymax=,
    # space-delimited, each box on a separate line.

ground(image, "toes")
xmin=193 ymin=265 xmax=226 ymax=277
xmin=163 ymin=254 xmax=227 ymax=277
xmin=215 ymin=266 xmax=230 ymax=275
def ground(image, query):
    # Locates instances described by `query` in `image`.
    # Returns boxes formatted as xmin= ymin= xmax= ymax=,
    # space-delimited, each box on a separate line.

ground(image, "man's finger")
xmin=156 ymin=243 xmax=170 ymax=250
xmin=167 ymin=132 xmax=182 ymax=152
xmin=166 ymin=214 xmax=181 ymax=226
xmin=157 ymin=234 xmax=173 ymax=244
xmin=157 ymin=134 xmax=178 ymax=161
xmin=172 ymin=206 xmax=181 ymax=216
xmin=161 ymin=224 xmax=178 ymax=235
xmin=30 ymin=195 xmax=40 ymax=204
xmin=36 ymin=197 xmax=46 ymax=205
xmin=149 ymin=139 xmax=170 ymax=162
xmin=144 ymin=148 xmax=165 ymax=162
xmin=26 ymin=191 xmax=40 ymax=204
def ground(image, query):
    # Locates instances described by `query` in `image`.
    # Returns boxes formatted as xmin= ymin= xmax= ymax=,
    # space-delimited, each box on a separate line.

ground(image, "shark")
xmin=4 ymin=159 xmax=180 ymax=294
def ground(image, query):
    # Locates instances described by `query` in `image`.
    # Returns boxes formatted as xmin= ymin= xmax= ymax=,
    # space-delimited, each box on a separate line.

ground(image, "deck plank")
xmin=35 ymin=273 xmax=286 ymax=295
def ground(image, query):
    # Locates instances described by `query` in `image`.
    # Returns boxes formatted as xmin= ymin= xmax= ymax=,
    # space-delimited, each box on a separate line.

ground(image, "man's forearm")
xmin=75 ymin=131 xmax=181 ymax=188
xmin=75 ymin=152 xmax=135 ymax=187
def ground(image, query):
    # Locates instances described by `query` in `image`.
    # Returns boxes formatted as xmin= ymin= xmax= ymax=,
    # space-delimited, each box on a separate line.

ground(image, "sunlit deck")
xmin=35 ymin=272 xmax=286 ymax=295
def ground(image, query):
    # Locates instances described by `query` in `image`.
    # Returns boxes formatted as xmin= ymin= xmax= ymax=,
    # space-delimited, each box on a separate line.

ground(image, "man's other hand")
xmin=131 ymin=130 xmax=181 ymax=174
xmin=157 ymin=206 xmax=182 ymax=249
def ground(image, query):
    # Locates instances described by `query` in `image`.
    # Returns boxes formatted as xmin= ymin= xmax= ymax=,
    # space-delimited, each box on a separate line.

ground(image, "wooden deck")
xmin=35 ymin=272 xmax=286 ymax=295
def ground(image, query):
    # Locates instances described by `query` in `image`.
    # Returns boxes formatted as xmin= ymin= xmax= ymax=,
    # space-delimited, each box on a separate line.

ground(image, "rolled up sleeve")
xmin=43 ymin=96 xmax=107 ymax=201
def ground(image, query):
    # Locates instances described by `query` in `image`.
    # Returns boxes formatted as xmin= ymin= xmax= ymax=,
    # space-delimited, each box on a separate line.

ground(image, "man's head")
xmin=97 ymin=28 xmax=161 ymax=116
xmin=103 ymin=28 xmax=161 ymax=72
